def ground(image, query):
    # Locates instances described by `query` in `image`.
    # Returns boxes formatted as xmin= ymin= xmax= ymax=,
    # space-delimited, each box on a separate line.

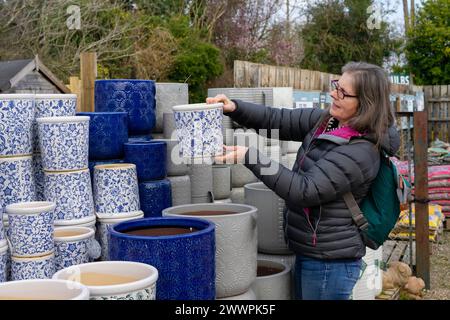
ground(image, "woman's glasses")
xmin=331 ymin=80 xmax=358 ymax=100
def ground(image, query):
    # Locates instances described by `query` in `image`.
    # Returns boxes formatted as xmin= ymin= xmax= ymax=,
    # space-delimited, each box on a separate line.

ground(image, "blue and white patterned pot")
xmin=11 ymin=253 xmax=55 ymax=281
xmin=95 ymin=212 xmax=143 ymax=261
xmin=34 ymin=94 xmax=77 ymax=152
xmin=0 ymin=208 xmax=4 ymax=243
xmin=33 ymin=153 xmax=45 ymax=201
xmin=93 ymin=164 xmax=141 ymax=218
xmin=6 ymin=201 xmax=56 ymax=257
xmin=0 ymin=243 xmax=7 ymax=282
xmin=44 ymin=169 xmax=95 ymax=223
xmin=0 ymin=94 xmax=34 ymax=156
xmin=36 ymin=116 xmax=89 ymax=171
xmin=53 ymin=261 xmax=158 ymax=300
xmin=54 ymin=215 xmax=97 ymax=231
xmin=88 ymin=158 xmax=124 ymax=182
xmin=124 ymin=141 xmax=167 ymax=181
xmin=0 ymin=155 xmax=36 ymax=212
xmin=172 ymin=103 xmax=223 ymax=159
xmin=54 ymin=227 xmax=101 ymax=272
xmin=95 ymin=80 xmax=156 ymax=135
xmin=77 ymin=112 xmax=128 ymax=160
xmin=139 ymin=179 xmax=172 ymax=218
xmin=109 ymin=217 xmax=216 ymax=300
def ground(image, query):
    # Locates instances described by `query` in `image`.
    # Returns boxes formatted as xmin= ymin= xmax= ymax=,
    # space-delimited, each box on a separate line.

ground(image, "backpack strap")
xmin=343 ymin=192 xmax=369 ymax=232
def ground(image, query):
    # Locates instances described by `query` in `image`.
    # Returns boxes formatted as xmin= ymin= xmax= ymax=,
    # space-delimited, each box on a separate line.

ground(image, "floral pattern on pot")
xmin=11 ymin=254 xmax=55 ymax=281
xmin=138 ymin=180 xmax=172 ymax=218
xmin=173 ymin=105 xmax=223 ymax=159
xmin=0 ymin=94 xmax=34 ymax=156
xmin=37 ymin=117 xmax=89 ymax=171
xmin=55 ymin=237 xmax=100 ymax=272
xmin=0 ymin=209 xmax=4 ymax=243
xmin=33 ymin=153 xmax=45 ymax=201
xmin=44 ymin=169 xmax=94 ymax=222
xmin=33 ymin=94 xmax=77 ymax=152
xmin=94 ymin=80 xmax=156 ymax=135
xmin=77 ymin=112 xmax=128 ymax=160
xmin=0 ymin=156 xmax=36 ymax=212
xmin=93 ymin=164 xmax=140 ymax=216
xmin=90 ymin=286 xmax=156 ymax=300
xmin=6 ymin=204 xmax=55 ymax=257
xmin=0 ymin=245 xmax=7 ymax=282
xmin=124 ymin=141 xmax=167 ymax=181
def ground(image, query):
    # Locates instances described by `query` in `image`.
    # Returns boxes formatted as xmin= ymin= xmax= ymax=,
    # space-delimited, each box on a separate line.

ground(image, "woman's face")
xmin=329 ymin=72 xmax=359 ymax=125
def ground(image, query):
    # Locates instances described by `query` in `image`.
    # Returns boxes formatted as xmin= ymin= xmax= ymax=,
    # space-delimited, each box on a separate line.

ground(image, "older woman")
xmin=207 ymin=61 xmax=400 ymax=300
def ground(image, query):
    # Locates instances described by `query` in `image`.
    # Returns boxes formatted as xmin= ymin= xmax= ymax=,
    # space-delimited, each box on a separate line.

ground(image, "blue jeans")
xmin=294 ymin=255 xmax=362 ymax=300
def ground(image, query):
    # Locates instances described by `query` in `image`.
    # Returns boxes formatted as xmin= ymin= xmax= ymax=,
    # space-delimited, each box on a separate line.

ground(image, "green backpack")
xmin=343 ymin=142 xmax=411 ymax=250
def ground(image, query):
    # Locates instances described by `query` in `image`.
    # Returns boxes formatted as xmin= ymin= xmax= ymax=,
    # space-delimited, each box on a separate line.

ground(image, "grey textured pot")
xmin=251 ymin=260 xmax=291 ymax=300
xmin=222 ymin=116 xmax=234 ymax=146
xmin=231 ymin=165 xmax=258 ymax=188
xmin=189 ymin=164 xmax=213 ymax=198
xmin=218 ymin=289 xmax=256 ymax=300
xmin=287 ymin=141 xmax=302 ymax=153
xmin=244 ymin=182 xmax=292 ymax=254
xmin=191 ymin=192 xmax=214 ymax=204
xmin=214 ymin=198 xmax=232 ymax=204
xmin=213 ymin=165 xmax=231 ymax=200
xmin=154 ymin=83 xmax=189 ymax=133
xmin=257 ymin=252 xmax=296 ymax=299
xmin=153 ymin=139 xmax=188 ymax=176
xmin=163 ymin=203 xmax=258 ymax=298
xmin=280 ymin=141 xmax=289 ymax=156
xmin=167 ymin=175 xmax=191 ymax=206
xmin=162 ymin=112 xmax=177 ymax=139
xmin=230 ymin=187 xmax=245 ymax=204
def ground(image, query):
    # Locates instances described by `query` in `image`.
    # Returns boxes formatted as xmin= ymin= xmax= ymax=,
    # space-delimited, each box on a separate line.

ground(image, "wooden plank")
xmin=80 ymin=52 xmax=97 ymax=112
xmin=441 ymin=85 xmax=449 ymax=142
xmin=383 ymin=240 xmax=396 ymax=262
xmin=387 ymin=241 xmax=407 ymax=265
xmin=401 ymin=241 xmax=416 ymax=266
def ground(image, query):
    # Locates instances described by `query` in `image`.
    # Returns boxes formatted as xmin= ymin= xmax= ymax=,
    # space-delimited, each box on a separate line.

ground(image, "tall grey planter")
xmin=163 ymin=112 xmax=177 ymax=139
xmin=230 ymin=187 xmax=245 ymax=204
xmin=154 ymin=83 xmax=189 ymax=133
xmin=189 ymin=164 xmax=213 ymax=200
xmin=153 ymin=139 xmax=188 ymax=176
xmin=213 ymin=165 xmax=231 ymax=200
xmin=231 ymin=165 xmax=258 ymax=188
xmin=167 ymin=175 xmax=191 ymax=206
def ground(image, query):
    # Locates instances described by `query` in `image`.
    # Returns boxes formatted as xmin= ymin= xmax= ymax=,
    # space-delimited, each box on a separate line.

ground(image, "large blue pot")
xmin=109 ymin=217 xmax=215 ymax=300
xmin=128 ymin=134 xmax=153 ymax=143
xmin=77 ymin=112 xmax=128 ymax=160
xmin=124 ymin=141 xmax=167 ymax=181
xmin=94 ymin=80 xmax=156 ymax=135
xmin=139 ymin=179 xmax=172 ymax=218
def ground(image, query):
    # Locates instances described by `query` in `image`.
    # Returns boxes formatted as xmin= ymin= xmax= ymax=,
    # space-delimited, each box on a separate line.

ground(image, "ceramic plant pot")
xmin=37 ymin=116 xmax=89 ymax=171
xmin=231 ymin=164 xmax=258 ymax=188
xmin=0 ymin=209 xmax=3 ymax=243
xmin=6 ymin=201 xmax=56 ymax=258
xmin=124 ymin=141 xmax=167 ymax=181
xmin=54 ymin=227 xmax=101 ymax=272
xmin=189 ymin=164 xmax=213 ymax=198
xmin=218 ymin=288 xmax=256 ymax=300
xmin=172 ymin=103 xmax=223 ymax=159
xmin=88 ymin=158 xmax=124 ymax=182
xmin=163 ymin=203 xmax=257 ymax=299
xmin=32 ymin=153 xmax=45 ymax=201
xmin=153 ymin=139 xmax=188 ymax=176
xmin=214 ymin=198 xmax=232 ymax=204
xmin=212 ymin=165 xmax=231 ymax=200
xmin=0 ymin=279 xmax=90 ymax=300
xmin=10 ymin=253 xmax=55 ymax=281
xmin=287 ymin=141 xmax=302 ymax=153
xmin=251 ymin=260 xmax=291 ymax=300
xmin=222 ymin=116 xmax=234 ymax=146
xmin=53 ymin=261 xmax=158 ymax=300
xmin=44 ymin=169 xmax=95 ymax=223
xmin=128 ymin=134 xmax=153 ymax=142
xmin=34 ymin=94 xmax=77 ymax=152
xmin=139 ymin=179 xmax=172 ymax=218
xmin=0 ymin=156 xmax=36 ymax=211
xmin=0 ymin=244 xmax=7 ymax=283
xmin=54 ymin=215 xmax=97 ymax=231
xmin=94 ymin=79 xmax=156 ymax=135
xmin=77 ymin=112 xmax=128 ymax=160
xmin=163 ymin=112 xmax=177 ymax=139
xmin=230 ymin=187 xmax=245 ymax=204
xmin=95 ymin=212 xmax=143 ymax=261
xmin=93 ymin=164 xmax=141 ymax=219
xmin=167 ymin=176 xmax=191 ymax=206
xmin=154 ymin=83 xmax=189 ymax=133
xmin=0 ymin=94 xmax=34 ymax=156
xmin=244 ymin=182 xmax=292 ymax=254
xmin=109 ymin=217 xmax=216 ymax=300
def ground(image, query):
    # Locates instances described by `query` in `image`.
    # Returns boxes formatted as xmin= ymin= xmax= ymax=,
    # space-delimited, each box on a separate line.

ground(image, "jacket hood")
xmin=362 ymin=126 xmax=400 ymax=156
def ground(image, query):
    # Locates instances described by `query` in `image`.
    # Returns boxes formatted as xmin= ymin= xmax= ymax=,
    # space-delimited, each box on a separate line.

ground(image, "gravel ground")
xmin=423 ymin=231 xmax=450 ymax=300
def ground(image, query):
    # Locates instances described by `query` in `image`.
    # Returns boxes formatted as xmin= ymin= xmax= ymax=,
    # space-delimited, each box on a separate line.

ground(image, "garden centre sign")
xmin=390 ymin=74 xmax=410 ymax=85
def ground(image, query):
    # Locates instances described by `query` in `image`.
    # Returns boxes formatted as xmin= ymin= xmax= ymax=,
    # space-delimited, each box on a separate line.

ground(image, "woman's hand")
xmin=214 ymin=145 xmax=248 ymax=164
xmin=206 ymin=94 xmax=236 ymax=113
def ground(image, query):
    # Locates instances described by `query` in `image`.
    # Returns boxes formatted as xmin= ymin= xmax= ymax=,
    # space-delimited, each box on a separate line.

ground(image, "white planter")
xmin=44 ymin=169 xmax=95 ymax=222
xmin=163 ymin=203 xmax=258 ymax=298
xmin=6 ymin=201 xmax=56 ymax=258
xmin=0 ymin=94 xmax=34 ymax=156
xmin=172 ymin=103 xmax=223 ymax=159
xmin=0 ymin=279 xmax=89 ymax=300
xmin=53 ymin=261 xmax=158 ymax=300
xmin=0 ymin=244 xmax=7 ymax=283
xmin=54 ymin=215 xmax=97 ymax=229
xmin=218 ymin=289 xmax=256 ymax=300
xmin=251 ymin=260 xmax=291 ymax=300
xmin=11 ymin=252 xmax=55 ymax=281
xmin=37 ymin=116 xmax=89 ymax=171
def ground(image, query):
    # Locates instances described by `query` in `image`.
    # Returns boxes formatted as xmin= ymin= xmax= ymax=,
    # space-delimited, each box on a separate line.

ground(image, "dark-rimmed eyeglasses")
xmin=331 ymin=80 xmax=358 ymax=100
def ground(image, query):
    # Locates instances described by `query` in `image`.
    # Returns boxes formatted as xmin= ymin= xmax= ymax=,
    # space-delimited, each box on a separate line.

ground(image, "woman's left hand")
xmin=214 ymin=145 xmax=248 ymax=164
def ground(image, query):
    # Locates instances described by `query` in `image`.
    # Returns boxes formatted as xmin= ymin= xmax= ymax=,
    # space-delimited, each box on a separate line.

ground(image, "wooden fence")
xmin=425 ymin=85 xmax=450 ymax=143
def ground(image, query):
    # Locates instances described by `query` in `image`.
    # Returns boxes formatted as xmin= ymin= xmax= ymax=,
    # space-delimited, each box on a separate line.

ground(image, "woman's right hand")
xmin=206 ymin=94 xmax=236 ymax=113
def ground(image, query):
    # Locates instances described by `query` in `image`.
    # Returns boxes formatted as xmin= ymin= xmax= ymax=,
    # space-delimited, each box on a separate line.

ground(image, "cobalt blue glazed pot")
xmin=138 ymin=179 xmax=172 ymax=218
xmin=124 ymin=141 xmax=167 ymax=181
xmin=77 ymin=112 xmax=128 ymax=160
xmin=94 ymin=80 xmax=156 ymax=136
xmin=128 ymin=134 xmax=153 ymax=143
xmin=109 ymin=217 xmax=215 ymax=300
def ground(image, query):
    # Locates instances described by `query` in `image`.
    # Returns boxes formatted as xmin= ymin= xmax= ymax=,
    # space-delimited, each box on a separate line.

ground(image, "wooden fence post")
xmin=80 ymin=52 xmax=97 ymax=112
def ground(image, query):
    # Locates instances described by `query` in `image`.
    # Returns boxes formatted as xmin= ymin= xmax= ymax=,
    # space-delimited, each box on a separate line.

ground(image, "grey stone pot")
xmin=189 ymin=164 xmax=213 ymax=198
xmin=163 ymin=203 xmax=258 ymax=298
xmin=163 ymin=112 xmax=177 ymax=140
xmin=230 ymin=187 xmax=245 ymax=204
xmin=231 ymin=164 xmax=258 ymax=188
xmin=244 ymin=182 xmax=292 ymax=254
xmin=287 ymin=141 xmax=302 ymax=153
xmin=213 ymin=165 xmax=231 ymax=200
xmin=251 ymin=260 xmax=292 ymax=300
xmin=218 ymin=289 xmax=256 ymax=300
xmin=191 ymin=192 xmax=214 ymax=204
xmin=222 ymin=116 xmax=234 ymax=146
xmin=154 ymin=83 xmax=189 ymax=133
xmin=167 ymin=175 xmax=191 ymax=206
xmin=153 ymin=139 xmax=188 ymax=176
xmin=214 ymin=198 xmax=232 ymax=204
